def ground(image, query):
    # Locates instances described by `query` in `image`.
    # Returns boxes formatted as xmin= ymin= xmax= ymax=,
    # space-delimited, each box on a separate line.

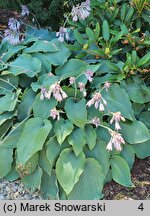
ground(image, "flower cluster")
xmin=56 ymin=27 xmax=69 ymax=42
xmin=4 ymin=18 xmax=22 ymax=45
xmin=50 ymin=108 xmax=61 ymax=121
xmin=3 ymin=5 xmax=29 ymax=45
xmin=78 ymin=82 xmax=87 ymax=97
xmin=85 ymin=69 xmax=93 ymax=82
xmin=110 ymin=111 xmax=125 ymax=130
xmin=87 ymin=92 xmax=107 ymax=111
xmin=21 ymin=5 xmax=30 ymax=17
xmin=40 ymin=82 xmax=67 ymax=102
xmin=71 ymin=0 xmax=91 ymax=22
xmin=106 ymin=131 xmax=125 ymax=151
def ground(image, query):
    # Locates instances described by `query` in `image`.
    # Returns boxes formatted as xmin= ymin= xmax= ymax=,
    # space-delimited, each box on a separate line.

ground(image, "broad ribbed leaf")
xmin=85 ymin=125 xmax=97 ymax=150
xmin=2 ymin=45 xmax=26 ymax=62
xmin=39 ymin=148 xmax=52 ymax=176
xmin=68 ymin=128 xmax=86 ymax=156
xmin=17 ymin=89 xmax=36 ymax=121
xmin=68 ymin=158 xmax=104 ymax=200
xmin=0 ymin=146 xmax=13 ymax=178
xmin=56 ymin=59 xmax=87 ymax=79
xmin=120 ymin=145 xmax=135 ymax=170
xmin=65 ymin=98 xmax=87 ymax=129
xmin=46 ymin=137 xmax=61 ymax=167
xmin=0 ymin=111 xmax=15 ymax=126
xmin=110 ymin=155 xmax=133 ymax=187
xmin=85 ymin=139 xmax=110 ymax=177
xmin=0 ymin=122 xmax=25 ymax=148
xmin=45 ymin=39 xmax=71 ymax=66
xmin=41 ymin=170 xmax=59 ymax=200
xmin=103 ymin=84 xmax=134 ymax=120
xmin=33 ymin=94 xmax=57 ymax=119
xmin=133 ymin=140 xmax=150 ymax=159
xmin=56 ymin=148 xmax=85 ymax=195
xmin=21 ymin=166 xmax=43 ymax=190
xmin=23 ymin=40 xmax=59 ymax=53
xmin=17 ymin=118 xmax=52 ymax=164
xmin=120 ymin=120 xmax=150 ymax=144
xmin=0 ymin=92 xmax=18 ymax=114
xmin=54 ymin=119 xmax=74 ymax=145
xmin=8 ymin=54 xmax=41 ymax=77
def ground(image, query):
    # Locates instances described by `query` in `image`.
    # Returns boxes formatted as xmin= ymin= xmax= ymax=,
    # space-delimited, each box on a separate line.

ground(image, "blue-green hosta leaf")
xmin=54 ymin=119 xmax=74 ymax=145
xmin=21 ymin=166 xmax=43 ymax=190
xmin=5 ymin=162 xmax=19 ymax=181
xmin=8 ymin=54 xmax=41 ymax=77
xmin=0 ymin=122 xmax=25 ymax=148
xmin=17 ymin=89 xmax=36 ymax=121
xmin=85 ymin=139 xmax=110 ymax=177
xmin=120 ymin=120 xmax=150 ymax=144
xmin=133 ymin=140 xmax=150 ymax=159
xmin=68 ymin=158 xmax=104 ymax=200
xmin=31 ymin=53 xmax=52 ymax=74
xmin=125 ymin=80 xmax=150 ymax=104
xmin=41 ymin=170 xmax=59 ymax=200
xmin=17 ymin=118 xmax=52 ymax=164
xmin=110 ymin=155 xmax=134 ymax=187
xmin=23 ymin=40 xmax=59 ymax=53
xmin=39 ymin=148 xmax=52 ymax=176
xmin=103 ymin=84 xmax=134 ymax=120
xmin=120 ymin=144 xmax=135 ymax=170
xmin=0 ymin=92 xmax=18 ymax=114
xmin=55 ymin=59 xmax=88 ymax=79
xmin=85 ymin=125 xmax=97 ymax=150
xmin=139 ymin=111 xmax=150 ymax=129
xmin=33 ymin=94 xmax=57 ymax=119
xmin=0 ymin=111 xmax=15 ymax=126
xmin=65 ymin=98 xmax=87 ymax=129
xmin=68 ymin=128 xmax=86 ymax=156
xmin=0 ymin=146 xmax=13 ymax=178
xmin=1 ymin=45 xmax=26 ymax=62
xmin=0 ymin=74 xmax=18 ymax=94
xmin=45 ymin=39 xmax=71 ymax=66
xmin=56 ymin=148 xmax=85 ymax=195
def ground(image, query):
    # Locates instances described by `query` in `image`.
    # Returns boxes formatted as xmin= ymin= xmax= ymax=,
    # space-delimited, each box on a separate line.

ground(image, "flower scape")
xmin=0 ymin=0 xmax=149 ymax=200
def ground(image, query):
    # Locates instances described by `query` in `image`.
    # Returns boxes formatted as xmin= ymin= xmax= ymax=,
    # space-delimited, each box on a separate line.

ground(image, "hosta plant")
xmin=0 ymin=0 xmax=150 ymax=200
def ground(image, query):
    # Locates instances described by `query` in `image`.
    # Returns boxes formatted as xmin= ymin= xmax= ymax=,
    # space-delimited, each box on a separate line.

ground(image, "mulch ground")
xmin=103 ymin=157 xmax=150 ymax=200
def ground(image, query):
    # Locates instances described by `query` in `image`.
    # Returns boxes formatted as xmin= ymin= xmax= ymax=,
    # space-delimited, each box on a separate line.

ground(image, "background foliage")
xmin=0 ymin=0 xmax=150 ymax=200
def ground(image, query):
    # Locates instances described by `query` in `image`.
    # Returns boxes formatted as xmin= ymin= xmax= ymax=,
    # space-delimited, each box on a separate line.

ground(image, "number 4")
xmin=138 ymin=203 xmax=144 ymax=211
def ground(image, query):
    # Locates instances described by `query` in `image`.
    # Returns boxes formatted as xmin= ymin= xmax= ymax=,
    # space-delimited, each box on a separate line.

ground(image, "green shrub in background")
xmin=0 ymin=0 xmax=83 ymax=30
xmin=0 ymin=0 xmax=150 ymax=200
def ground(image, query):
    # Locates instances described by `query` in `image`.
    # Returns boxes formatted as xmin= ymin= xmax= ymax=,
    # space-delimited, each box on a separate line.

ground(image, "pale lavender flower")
xmin=91 ymin=117 xmax=100 ymax=127
xmin=56 ymin=27 xmax=69 ymax=42
xmin=69 ymin=77 xmax=75 ymax=85
xmin=87 ymin=92 xmax=107 ymax=111
xmin=4 ymin=29 xmax=22 ymax=45
xmin=78 ymin=82 xmax=87 ymax=97
xmin=106 ymin=131 xmax=125 ymax=151
xmin=8 ymin=18 xmax=20 ymax=31
xmin=85 ymin=69 xmax=93 ymax=82
xmin=21 ymin=5 xmax=30 ymax=16
xmin=110 ymin=112 xmax=125 ymax=130
xmin=40 ymin=87 xmax=47 ymax=100
xmin=104 ymin=81 xmax=111 ymax=91
xmin=71 ymin=0 xmax=91 ymax=22
xmin=49 ymin=82 xmax=68 ymax=102
xmin=50 ymin=108 xmax=61 ymax=121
